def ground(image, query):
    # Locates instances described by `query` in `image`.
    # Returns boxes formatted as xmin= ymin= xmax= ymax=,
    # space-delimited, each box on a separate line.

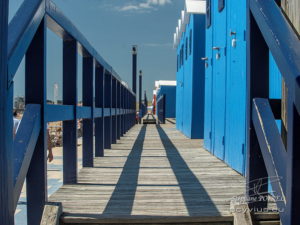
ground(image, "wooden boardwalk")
xmin=50 ymin=124 xmax=245 ymax=224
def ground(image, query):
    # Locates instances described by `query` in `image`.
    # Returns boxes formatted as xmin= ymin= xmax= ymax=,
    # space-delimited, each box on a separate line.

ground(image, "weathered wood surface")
xmin=49 ymin=124 xmax=245 ymax=224
xmin=281 ymin=0 xmax=300 ymax=35
xmin=40 ymin=202 xmax=62 ymax=225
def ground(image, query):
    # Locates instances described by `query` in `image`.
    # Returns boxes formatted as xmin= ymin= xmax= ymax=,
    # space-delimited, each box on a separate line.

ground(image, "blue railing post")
xmin=0 ymin=0 xmax=14 ymax=223
xmin=63 ymin=38 xmax=78 ymax=183
xmin=82 ymin=53 xmax=94 ymax=167
xmin=25 ymin=18 xmax=47 ymax=225
xmin=117 ymin=81 xmax=121 ymax=139
xmin=121 ymin=85 xmax=125 ymax=135
xmin=104 ymin=72 xmax=112 ymax=149
xmin=111 ymin=78 xmax=117 ymax=144
xmin=95 ymin=64 xmax=104 ymax=157
xmin=246 ymin=11 xmax=269 ymax=210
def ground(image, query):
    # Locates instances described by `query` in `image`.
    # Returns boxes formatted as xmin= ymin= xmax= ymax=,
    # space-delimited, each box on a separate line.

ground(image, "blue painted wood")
xmin=77 ymin=106 xmax=92 ymax=119
xmin=45 ymin=104 xmax=74 ymax=122
xmin=211 ymin=0 xmax=226 ymax=160
xmin=25 ymin=19 xmax=47 ymax=225
xmin=95 ymin=64 xmax=104 ymax=157
xmin=206 ymin=0 xmax=212 ymax=28
xmin=104 ymin=72 xmax=112 ymax=149
xmin=121 ymin=85 xmax=125 ymax=135
xmin=252 ymin=98 xmax=286 ymax=197
xmin=8 ymin=0 xmax=45 ymax=82
xmin=0 ymin=1 xmax=14 ymax=223
xmin=249 ymin=0 xmax=300 ymax=89
xmin=117 ymin=81 xmax=121 ymax=140
xmin=285 ymin=106 xmax=300 ymax=224
xmin=13 ymin=104 xmax=41 ymax=208
xmin=111 ymin=78 xmax=117 ymax=144
xmin=246 ymin=11 xmax=269 ymax=211
xmin=157 ymin=95 xmax=166 ymax=124
xmin=63 ymin=38 xmax=78 ymax=184
xmin=82 ymin=54 xmax=94 ymax=167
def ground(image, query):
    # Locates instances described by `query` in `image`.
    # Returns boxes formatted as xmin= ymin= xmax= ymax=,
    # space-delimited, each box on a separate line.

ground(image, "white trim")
xmin=185 ymin=0 xmax=206 ymax=14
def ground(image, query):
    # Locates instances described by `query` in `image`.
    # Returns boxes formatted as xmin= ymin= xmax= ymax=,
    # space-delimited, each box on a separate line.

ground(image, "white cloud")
xmin=118 ymin=0 xmax=172 ymax=12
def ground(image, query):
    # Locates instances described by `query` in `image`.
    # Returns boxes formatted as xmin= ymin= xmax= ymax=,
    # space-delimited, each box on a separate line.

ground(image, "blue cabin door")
xmin=211 ymin=0 xmax=227 ymax=160
xmin=204 ymin=0 xmax=214 ymax=152
xmin=224 ymin=0 xmax=247 ymax=174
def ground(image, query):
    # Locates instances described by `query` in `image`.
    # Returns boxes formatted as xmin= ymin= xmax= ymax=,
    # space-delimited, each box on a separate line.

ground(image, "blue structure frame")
xmin=0 ymin=1 xmax=136 ymax=224
xmin=156 ymin=85 xmax=176 ymax=118
xmin=175 ymin=13 xmax=206 ymax=139
xmin=247 ymin=0 xmax=300 ymax=224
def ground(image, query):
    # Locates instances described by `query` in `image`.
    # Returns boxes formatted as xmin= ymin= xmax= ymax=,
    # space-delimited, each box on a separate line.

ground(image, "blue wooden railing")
xmin=157 ymin=94 xmax=166 ymax=124
xmin=247 ymin=0 xmax=300 ymax=224
xmin=0 ymin=0 xmax=136 ymax=224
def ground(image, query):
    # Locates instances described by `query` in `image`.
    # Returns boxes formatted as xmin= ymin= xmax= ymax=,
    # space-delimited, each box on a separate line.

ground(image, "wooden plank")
xmin=50 ymin=124 xmax=246 ymax=224
xmin=40 ymin=202 xmax=62 ymax=225
xmin=281 ymin=0 xmax=300 ymax=35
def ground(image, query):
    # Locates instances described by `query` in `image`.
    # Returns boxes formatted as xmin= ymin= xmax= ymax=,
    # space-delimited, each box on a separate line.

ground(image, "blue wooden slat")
xmin=111 ymin=78 xmax=117 ymax=144
xmin=103 ymin=108 xmax=111 ymax=117
xmin=82 ymin=54 xmax=94 ymax=167
xmin=246 ymin=11 xmax=269 ymax=210
xmin=94 ymin=108 xmax=103 ymax=118
xmin=116 ymin=82 xmax=121 ymax=139
xmin=63 ymin=38 xmax=77 ymax=184
xmin=104 ymin=73 xmax=112 ymax=149
xmin=25 ymin=19 xmax=47 ymax=225
xmin=45 ymin=104 xmax=74 ymax=122
xmin=95 ymin=64 xmax=104 ymax=157
xmin=252 ymin=98 xmax=287 ymax=194
xmin=77 ymin=106 xmax=92 ymax=119
xmin=0 ymin=0 xmax=14 ymax=223
xmin=7 ymin=0 xmax=45 ymax=83
xmin=13 ymin=104 xmax=41 ymax=208
xmin=249 ymin=0 xmax=300 ymax=88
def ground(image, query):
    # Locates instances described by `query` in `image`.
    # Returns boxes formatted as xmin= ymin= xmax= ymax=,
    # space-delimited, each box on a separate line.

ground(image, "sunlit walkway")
xmin=49 ymin=124 xmax=245 ymax=224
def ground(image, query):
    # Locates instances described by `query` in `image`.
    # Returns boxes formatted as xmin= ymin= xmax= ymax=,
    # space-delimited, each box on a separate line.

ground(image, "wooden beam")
xmin=0 ymin=0 xmax=14 ymax=224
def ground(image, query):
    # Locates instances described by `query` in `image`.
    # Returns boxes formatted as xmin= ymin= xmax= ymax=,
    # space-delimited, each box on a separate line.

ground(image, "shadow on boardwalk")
xmin=102 ymin=125 xmax=146 ymax=215
xmin=156 ymin=125 xmax=219 ymax=216
xmin=102 ymin=124 xmax=219 ymax=217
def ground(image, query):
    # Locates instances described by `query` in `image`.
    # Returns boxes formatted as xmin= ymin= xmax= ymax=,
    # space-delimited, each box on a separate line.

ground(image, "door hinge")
xmin=222 ymin=136 xmax=225 ymax=145
xmin=209 ymin=131 xmax=212 ymax=139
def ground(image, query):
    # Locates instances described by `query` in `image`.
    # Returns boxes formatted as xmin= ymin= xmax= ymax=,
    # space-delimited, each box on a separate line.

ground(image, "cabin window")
xmin=185 ymin=38 xmax=188 ymax=60
xmin=177 ymin=54 xmax=179 ymax=71
xmin=189 ymin=30 xmax=192 ymax=55
xmin=218 ymin=0 xmax=225 ymax=12
xmin=206 ymin=0 xmax=211 ymax=28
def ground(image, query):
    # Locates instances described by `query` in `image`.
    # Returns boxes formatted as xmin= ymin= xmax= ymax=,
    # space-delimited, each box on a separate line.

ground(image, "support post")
xmin=139 ymin=70 xmax=142 ymax=124
xmin=0 ymin=0 xmax=14 ymax=223
xmin=117 ymin=81 xmax=121 ymax=139
xmin=25 ymin=19 xmax=47 ymax=225
xmin=82 ymin=54 xmax=94 ymax=167
xmin=246 ymin=12 xmax=269 ymax=210
xmin=111 ymin=78 xmax=117 ymax=144
xmin=104 ymin=73 xmax=112 ymax=149
xmin=95 ymin=64 xmax=104 ymax=157
xmin=63 ymin=38 xmax=77 ymax=183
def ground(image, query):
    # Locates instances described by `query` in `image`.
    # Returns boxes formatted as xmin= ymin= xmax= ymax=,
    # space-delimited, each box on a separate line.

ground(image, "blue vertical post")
xmin=246 ymin=12 xmax=269 ymax=210
xmin=104 ymin=72 xmax=112 ymax=149
xmin=25 ymin=19 xmax=47 ymax=225
xmin=111 ymin=78 xmax=117 ymax=144
xmin=121 ymin=85 xmax=125 ymax=135
xmin=0 ymin=0 xmax=14 ymax=224
xmin=95 ymin=64 xmax=104 ymax=157
xmin=63 ymin=38 xmax=77 ymax=183
xmin=116 ymin=81 xmax=121 ymax=139
xmin=82 ymin=53 xmax=94 ymax=167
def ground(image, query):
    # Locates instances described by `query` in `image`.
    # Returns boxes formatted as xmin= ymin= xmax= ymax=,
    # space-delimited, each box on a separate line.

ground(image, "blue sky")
xmin=10 ymin=0 xmax=184 ymax=102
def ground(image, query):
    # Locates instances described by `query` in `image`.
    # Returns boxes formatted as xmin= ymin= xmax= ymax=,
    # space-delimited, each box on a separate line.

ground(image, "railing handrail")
xmin=7 ymin=0 xmax=135 ymax=95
